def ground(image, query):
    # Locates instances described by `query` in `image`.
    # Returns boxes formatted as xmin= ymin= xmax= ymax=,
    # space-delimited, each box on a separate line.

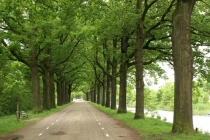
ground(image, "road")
xmin=127 ymin=107 xmax=210 ymax=133
xmin=1 ymin=101 xmax=142 ymax=140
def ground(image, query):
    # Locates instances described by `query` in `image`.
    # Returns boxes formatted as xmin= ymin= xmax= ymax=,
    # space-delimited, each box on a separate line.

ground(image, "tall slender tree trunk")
xmin=117 ymin=37 xmax=128 ymax=114
xmin=65 ymin=83 xmax=69 ymax=104
xmin=69 ymin=84 xmax=72 ymax=102
xmin=111 ymin=39 xmax=117 ymax=110
xmin=61 ymin=81 xmax=66 ymax=105
xmin=134 ymin=0 xmax=145 ymax=119
xmin=102 ymin=76 xmax=106 ymax=106
xmin=171 ymin=0 xmax=196 ymax=135
xmin=56 ymin=71 xmax=62 ymax=106
xmin=106 ymin=61 xmax=110 ymax=107
xmin=94 ymin=82 xmax=97 ymax=103
xmin=97 ymin=83 xmax=101 ymax=104
xmin=50 ymin=71 xmax=55 ymax=108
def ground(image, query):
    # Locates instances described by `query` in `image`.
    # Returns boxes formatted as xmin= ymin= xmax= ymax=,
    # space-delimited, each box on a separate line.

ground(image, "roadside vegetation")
xmin=0 ymin=102 xmax=72 ymax=137
xmin=90 ymin=102 xmax=210 ymax=140
xmin=126 ymin=81 xmax=210 ymax=116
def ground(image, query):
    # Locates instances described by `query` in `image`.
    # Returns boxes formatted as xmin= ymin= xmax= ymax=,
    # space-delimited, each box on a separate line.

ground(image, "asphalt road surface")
xmin=1 ymin=101 xmax=142 ymax=140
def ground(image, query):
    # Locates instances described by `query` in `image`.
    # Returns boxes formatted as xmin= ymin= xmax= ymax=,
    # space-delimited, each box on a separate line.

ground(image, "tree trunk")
xmin=56 ymin=71 xmax=62 ymax=106
xmin=50 ymin=71 xmax=55 ymax=108
xmin=42 ymin=68 xmax=52 ymax=110
xmin=91 ymin=88 xmax=94 ymax=102
xmin=86 ymin=92 xmax=89 ymax=101
xmin=61 ymin=81 xmax=66 ymax=105
xmin=94 ymin=82 xmax=97 ymax=103
xmin=171 ymin=0 xmax=196 ymax=135
xmin=102 ymin=76 xmax=106 ymax=106
xmin=117 ymin=37 xmax=128 ymax=114
xmin=96 ymin=83 xmax=100 ymax=104
xmin=69 ymin=84 xmax=72 ymax=102
xmin=65 ymin=83 xmax=69 ymax=104
xmin=111 ymin=39 xmax=117 ymax=110
xmin=88 ymin=91 xmax=91 ymax=101
xmin=134 ymin=0 xmax=145 ymax=119
xmin=105 ymin=61 xmax=110 ymax=107
xmin=30 ymin=45 xmax=42 ymax=113
xmin=57 ymin=79 xmax=62 ymax=106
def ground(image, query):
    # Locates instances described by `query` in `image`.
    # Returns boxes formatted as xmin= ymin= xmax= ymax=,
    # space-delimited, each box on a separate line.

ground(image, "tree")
xmin=0 ymin=61 xmax=32 ymax=116
xmin=0 ymin=0 xmax=43 ymax=113
xmin=171 ymin=0 xmax=197 ymax=135
xmin=134 ymin=0 xmax=144 ymax=119
xmin=134 ymin=0 xmax=175 ymax=119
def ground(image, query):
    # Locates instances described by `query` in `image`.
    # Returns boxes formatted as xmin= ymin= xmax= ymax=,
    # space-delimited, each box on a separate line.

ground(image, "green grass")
xmin=90 ymin=102 xmax=210 ymax=140
xmin=0 ymin=102 xmax=73 ymax=137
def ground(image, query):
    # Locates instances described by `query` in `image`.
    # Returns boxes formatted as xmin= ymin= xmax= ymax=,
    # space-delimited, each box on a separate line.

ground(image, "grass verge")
xmin=0 ymin=102 xmax=73 ymax=137
xmin=90 ymin=102 xmax=210 ymax=140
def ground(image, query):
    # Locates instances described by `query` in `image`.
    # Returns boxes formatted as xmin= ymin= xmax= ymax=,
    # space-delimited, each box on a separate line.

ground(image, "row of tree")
xmin=0 ymin=0 xmax=88 ymax=112
xmin=0 ymin=0 xmax=210 ymax=135
xmin=81 ymin=0 xmax=210 ymax=135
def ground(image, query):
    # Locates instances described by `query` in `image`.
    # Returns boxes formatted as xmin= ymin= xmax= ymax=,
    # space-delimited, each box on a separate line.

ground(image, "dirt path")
xmin=1 ymin=101 xmax=143 ymax=140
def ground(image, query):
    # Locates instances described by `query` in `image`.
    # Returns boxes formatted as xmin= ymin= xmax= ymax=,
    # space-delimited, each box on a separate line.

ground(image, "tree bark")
xmin=56 ymin=71 xmax=62 ymax=106
xmin=61 ymin=81 xmax=66 ymax=105
xmin=91 ymin=88 xmax=94 ymax=102
xmin=65 ymin=83 xmax=69 ymax=103
xmin=111 ymin=39 xmax=117 ymax=110
xmin=134 ymin=0 xmax=145 ymax=119
xmin=93 ymin=84 xmax=97 ymax=103
xmin=69 ymin=84 xmax=72 ymax=102
xmin=105 ymin=61 xmax=111 ymax=107
xmin=57 ymin=79 xmax=62 ymax=105
xmin=41 ymin=50 xmax=55 ymax=110
xmin=50 ymin=70 xmax=55 ymax=108
xmin=42 ymin=68 xmax=52 ymax=110
xmin=117 ymin=37 xmax=129 ymax=114
xmin=171 ymin=0 xmax=196 ymax=135
xmin=97 ymin=83 xmax=101 ymax=104
xmin=102 ymin=76 xmax=106 ymax=106
xmin=30 ymin=46 xmax=42 ymax=113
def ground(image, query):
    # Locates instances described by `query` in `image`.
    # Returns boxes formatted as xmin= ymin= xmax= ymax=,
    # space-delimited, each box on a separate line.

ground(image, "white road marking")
xmin=98 ymin=123 xmax=101 ymax=125
xmin=106 ymin=134 xmax=109 ymax=137
xmin=56 ymin=120 xmax=58 ymax=121
xmin=102 ymin=127 xmax=104 ymax=130
xmin=46 ymin=127 xmax=49 ymax=129
xmin=96 ymin=119 xmax=98 ymax=121
xmin=51 ymin=123 xmax=54 ymax=125
xmin=38 ymin=133 xmax=42 ymax=136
